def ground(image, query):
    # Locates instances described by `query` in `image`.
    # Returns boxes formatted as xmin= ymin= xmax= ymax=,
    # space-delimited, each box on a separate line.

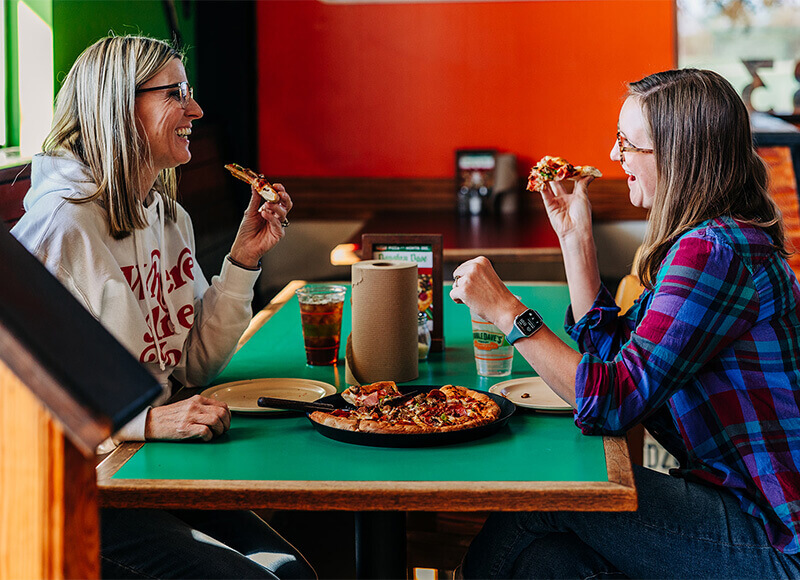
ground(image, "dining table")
xmin=96 ymin=281 xmax=637 ymax=579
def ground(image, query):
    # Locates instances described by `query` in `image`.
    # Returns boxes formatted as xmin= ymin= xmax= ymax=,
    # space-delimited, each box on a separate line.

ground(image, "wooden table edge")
xmin=96 ymin=436 xmax=637 ymax=512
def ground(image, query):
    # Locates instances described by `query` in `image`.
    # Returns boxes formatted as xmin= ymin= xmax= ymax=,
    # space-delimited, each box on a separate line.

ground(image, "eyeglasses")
xmin=135 ymin=81 xmax=194 ymax=108
xmin=616 ymin=130 xmax=653 ymax=163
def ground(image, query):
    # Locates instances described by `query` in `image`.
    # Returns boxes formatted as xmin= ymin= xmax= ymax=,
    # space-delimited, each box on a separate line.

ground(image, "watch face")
xmin=517 ymin=310 xmax=543 ymax=334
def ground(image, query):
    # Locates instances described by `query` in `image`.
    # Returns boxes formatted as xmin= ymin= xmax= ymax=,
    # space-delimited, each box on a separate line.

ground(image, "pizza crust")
xmin=309 ymin=411 xmax=359 ymax=431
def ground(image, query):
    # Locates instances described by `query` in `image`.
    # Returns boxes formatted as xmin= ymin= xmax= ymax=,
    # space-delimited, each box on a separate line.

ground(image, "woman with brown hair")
xmin=451 ymin=69 xmax=800 ymax=578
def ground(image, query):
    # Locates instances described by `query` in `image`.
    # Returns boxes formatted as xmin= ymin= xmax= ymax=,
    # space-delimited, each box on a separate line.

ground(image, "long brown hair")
xmin=44 ymin=35 xmax=182 ymax=239
xmin=630 ymin=69 xmax=786 ymax=288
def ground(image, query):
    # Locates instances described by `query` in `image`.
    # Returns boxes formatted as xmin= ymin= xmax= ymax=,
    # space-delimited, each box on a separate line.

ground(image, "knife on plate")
xmin=256 ymin=397 xmax=337 ymax=413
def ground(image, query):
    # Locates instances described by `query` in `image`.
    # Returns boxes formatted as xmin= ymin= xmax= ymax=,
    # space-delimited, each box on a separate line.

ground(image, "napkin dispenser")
xmin=456 ymin=149 xmax=518 ymax=216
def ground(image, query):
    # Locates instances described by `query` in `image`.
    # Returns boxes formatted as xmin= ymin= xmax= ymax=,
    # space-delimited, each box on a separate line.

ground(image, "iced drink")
xmin=296 ymin=285 xmax=346 ymax=366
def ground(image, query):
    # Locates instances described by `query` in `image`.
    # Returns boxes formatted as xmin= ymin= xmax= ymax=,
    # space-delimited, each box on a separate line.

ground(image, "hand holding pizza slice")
xmin=224 ymin=163 xmax=280 ymax=202
xmin=526 ymin=156 xmax=602 ymax=193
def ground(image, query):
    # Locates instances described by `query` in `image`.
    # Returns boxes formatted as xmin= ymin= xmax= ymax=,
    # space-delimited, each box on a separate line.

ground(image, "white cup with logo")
xmin=470 ymin=310 xmax=513 ymax=377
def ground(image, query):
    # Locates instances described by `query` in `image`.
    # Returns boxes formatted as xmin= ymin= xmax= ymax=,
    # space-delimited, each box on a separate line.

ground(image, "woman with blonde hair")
xmin=12 ymin=35 xmax=314 ymax=579
xmin=452 ymin=69 xmax=800 ymax=578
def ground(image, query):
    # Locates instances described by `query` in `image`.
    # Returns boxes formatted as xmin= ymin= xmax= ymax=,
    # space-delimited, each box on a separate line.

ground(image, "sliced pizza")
xmin=526 ymin=156 xmax=602 ymax=193
xmin=224 ymin=163 xmax=280 ymax=202
xmin=310 ymin=383 xmax=501 ymax=435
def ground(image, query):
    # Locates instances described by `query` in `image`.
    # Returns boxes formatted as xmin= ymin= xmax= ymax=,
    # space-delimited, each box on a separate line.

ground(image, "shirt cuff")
xmin=564 ymin=285 xmax=620 ymax=341
xmin=219 ymin=253 xmax=261 ymax=297
xmin=112 ymin=407 xmax=151 ymax=442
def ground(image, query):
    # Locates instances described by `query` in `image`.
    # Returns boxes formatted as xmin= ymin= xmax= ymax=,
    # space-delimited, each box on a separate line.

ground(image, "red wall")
xmin=257 ymin=1 xmax=675 ymax=179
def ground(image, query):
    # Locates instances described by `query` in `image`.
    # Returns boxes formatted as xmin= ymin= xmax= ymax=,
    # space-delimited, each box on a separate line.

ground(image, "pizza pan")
xmin=305 ymin=385 xmax=516 ymax=448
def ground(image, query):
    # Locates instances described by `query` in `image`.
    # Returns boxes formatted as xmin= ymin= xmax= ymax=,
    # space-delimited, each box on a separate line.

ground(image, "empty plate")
xmin=489 ymin=377 xmax=572 ymax=413
xmin=201 ymin=378 xmax=337 ymax=413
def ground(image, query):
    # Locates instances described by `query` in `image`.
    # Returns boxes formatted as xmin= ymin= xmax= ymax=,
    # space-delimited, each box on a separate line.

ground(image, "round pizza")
xmin=309 ymin=382 xmax=501 ymax=434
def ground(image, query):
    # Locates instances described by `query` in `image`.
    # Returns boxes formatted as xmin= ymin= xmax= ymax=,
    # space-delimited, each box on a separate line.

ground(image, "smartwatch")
xmin=506 ymin=308 xmax=544 ymax=345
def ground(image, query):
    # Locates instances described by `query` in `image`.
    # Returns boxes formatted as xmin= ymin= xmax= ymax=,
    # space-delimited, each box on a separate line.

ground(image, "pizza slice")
xmin=526 ymin=156 xmax=602 ymax=193
xmin=341 ymin=381 xmax=403 ymax=407
xmin=224 ymin=163 xmax=280 ymax=202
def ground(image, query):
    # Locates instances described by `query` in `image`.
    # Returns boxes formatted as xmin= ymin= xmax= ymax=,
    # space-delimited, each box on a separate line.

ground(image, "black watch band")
xmin=506 ymin=309 xmax=544 ymax=345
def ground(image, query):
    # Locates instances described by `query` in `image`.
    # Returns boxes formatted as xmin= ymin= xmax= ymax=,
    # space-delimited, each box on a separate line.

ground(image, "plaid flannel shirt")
xmin=565 ymin=216 xmax=800 ymax=553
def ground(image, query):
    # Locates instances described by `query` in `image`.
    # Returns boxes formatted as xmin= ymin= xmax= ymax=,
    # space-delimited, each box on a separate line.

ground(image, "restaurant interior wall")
xmin=252 ymin=0 xmax=673 ymax=292
xmin=51 ymin=0 xmax=196 ymax=86
xmin=255 ymin=0 xmax=676 ymax=180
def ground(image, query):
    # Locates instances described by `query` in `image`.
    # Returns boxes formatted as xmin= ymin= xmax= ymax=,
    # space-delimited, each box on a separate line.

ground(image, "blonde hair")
xmin=44 ymin=35 xmax=183 ymax=239
xmin=629 ymin=69 xmax=786 ymax=288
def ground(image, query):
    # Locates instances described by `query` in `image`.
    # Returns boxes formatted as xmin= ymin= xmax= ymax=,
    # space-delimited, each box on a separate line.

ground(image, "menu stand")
xmin=0 ymin=227 xmax=160 ymax=579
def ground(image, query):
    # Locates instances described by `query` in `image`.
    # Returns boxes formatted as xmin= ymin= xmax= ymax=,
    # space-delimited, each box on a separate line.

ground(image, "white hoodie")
xmin=11 ymin=153 xmax=260 ymax=442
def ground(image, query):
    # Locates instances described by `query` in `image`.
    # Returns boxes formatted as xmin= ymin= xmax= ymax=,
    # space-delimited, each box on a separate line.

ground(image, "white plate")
xmin=201 ymin=378 xmax=337 ymax=413
xmin=489 ymin=377 xmax=572 ymax=413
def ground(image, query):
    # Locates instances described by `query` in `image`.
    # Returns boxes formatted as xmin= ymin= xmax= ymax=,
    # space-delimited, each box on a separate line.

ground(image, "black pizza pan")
xmin=305 ymin=385 xmax=516 ymax=448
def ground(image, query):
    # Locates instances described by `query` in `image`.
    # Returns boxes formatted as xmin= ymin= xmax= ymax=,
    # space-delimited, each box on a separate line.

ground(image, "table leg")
xmin=354 ymin=511 xmax=407 ymax=579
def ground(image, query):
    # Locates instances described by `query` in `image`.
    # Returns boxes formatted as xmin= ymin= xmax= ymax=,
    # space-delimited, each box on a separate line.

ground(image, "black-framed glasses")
xmin=616 ymin=130 xmax=653 ymax=163
xmin=135 ymin=81 xmax=194 ymax=108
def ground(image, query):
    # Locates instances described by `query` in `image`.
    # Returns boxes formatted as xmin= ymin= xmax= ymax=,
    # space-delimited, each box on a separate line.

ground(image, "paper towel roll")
xmin=346 ymin=260 xmax=419 ymax=385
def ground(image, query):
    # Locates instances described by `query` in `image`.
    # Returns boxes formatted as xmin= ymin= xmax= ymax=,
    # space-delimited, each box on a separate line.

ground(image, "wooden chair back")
xmin=758 ymin=146 xmax=800 ymax=277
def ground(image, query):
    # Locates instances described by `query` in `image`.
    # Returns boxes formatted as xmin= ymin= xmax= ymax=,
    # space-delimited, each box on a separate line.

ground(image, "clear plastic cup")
xmin=470 ymin=311 xmax=513 ymax=377
xmin=296 ymin=284 xmax=347 ymax=365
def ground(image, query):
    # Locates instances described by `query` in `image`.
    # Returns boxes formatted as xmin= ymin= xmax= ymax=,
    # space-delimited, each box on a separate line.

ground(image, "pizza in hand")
xmin=224 ymin=163 xmax=280 ymax=202
xmin=310 ymin=383 xmax=502 ymax=434
xmin=526 ymin=156 xmax=602 ymax=193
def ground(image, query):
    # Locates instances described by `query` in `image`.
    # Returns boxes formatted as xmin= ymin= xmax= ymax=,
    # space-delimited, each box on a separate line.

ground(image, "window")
xmin=17 ymin=0 xmax=53 ymax=157
xmin=678 ymin=0 xmax=800 ymax=116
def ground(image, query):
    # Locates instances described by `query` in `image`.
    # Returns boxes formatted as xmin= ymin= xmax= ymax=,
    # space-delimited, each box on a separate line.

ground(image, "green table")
xmin=97 ymin=282 xmax=636 ymax=577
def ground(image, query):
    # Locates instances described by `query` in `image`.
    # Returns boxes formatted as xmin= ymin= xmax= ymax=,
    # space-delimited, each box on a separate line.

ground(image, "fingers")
xmin=548 ymin=180 xmax=569 ymax=197
xmin=256 ymin=185 xmax=292 ymax=221
xmin=450 ymin=257 xmax=495 ymax=304
xmin=145 ymin=396 xmax=231 ymax=441
xmin=184 ymin=396 xmax=230 ymax=439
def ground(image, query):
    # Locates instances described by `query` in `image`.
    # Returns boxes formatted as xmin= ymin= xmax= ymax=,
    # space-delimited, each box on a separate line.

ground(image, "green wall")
xmin=52 ymin=0 xmax=196 ymax=86
xmin=6 ymin=0 xmax=196 ymax=147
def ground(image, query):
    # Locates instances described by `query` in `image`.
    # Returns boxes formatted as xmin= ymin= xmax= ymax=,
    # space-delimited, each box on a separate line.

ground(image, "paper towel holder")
xmin=361 ymin=233 xmax=444 ymax=353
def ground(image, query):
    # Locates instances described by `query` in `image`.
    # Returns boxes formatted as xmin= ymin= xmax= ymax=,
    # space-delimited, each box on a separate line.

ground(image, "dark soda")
xmin=299 ymin=299 xmax=344 ymax=365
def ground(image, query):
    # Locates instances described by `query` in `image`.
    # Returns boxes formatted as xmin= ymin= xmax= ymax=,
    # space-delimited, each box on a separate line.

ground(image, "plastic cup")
xmin=470 ymin=311 xmax=513 ymax=377
xmin=296 ymin=284 xmax=347 ymax=366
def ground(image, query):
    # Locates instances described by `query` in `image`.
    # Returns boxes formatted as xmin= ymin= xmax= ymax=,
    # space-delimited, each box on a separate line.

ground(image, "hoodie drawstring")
xmin=156 ymin=196 xmax=183 ymax=339
xmin=133 ymin=226 xmax=166 ymax=371
xmin=135 ymin=194 xmax=182 ymax=372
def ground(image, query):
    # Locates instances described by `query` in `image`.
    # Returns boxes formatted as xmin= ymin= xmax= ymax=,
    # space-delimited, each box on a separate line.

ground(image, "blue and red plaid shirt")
xmin=566 ymin=216 xmax=800 ymax=553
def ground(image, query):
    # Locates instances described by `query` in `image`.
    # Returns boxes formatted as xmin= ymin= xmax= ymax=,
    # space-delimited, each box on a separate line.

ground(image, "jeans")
xmin=462 ymin=465 xmax=800 ymax=579
xmin=101 ymin=509 xmax=316 ymax=579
